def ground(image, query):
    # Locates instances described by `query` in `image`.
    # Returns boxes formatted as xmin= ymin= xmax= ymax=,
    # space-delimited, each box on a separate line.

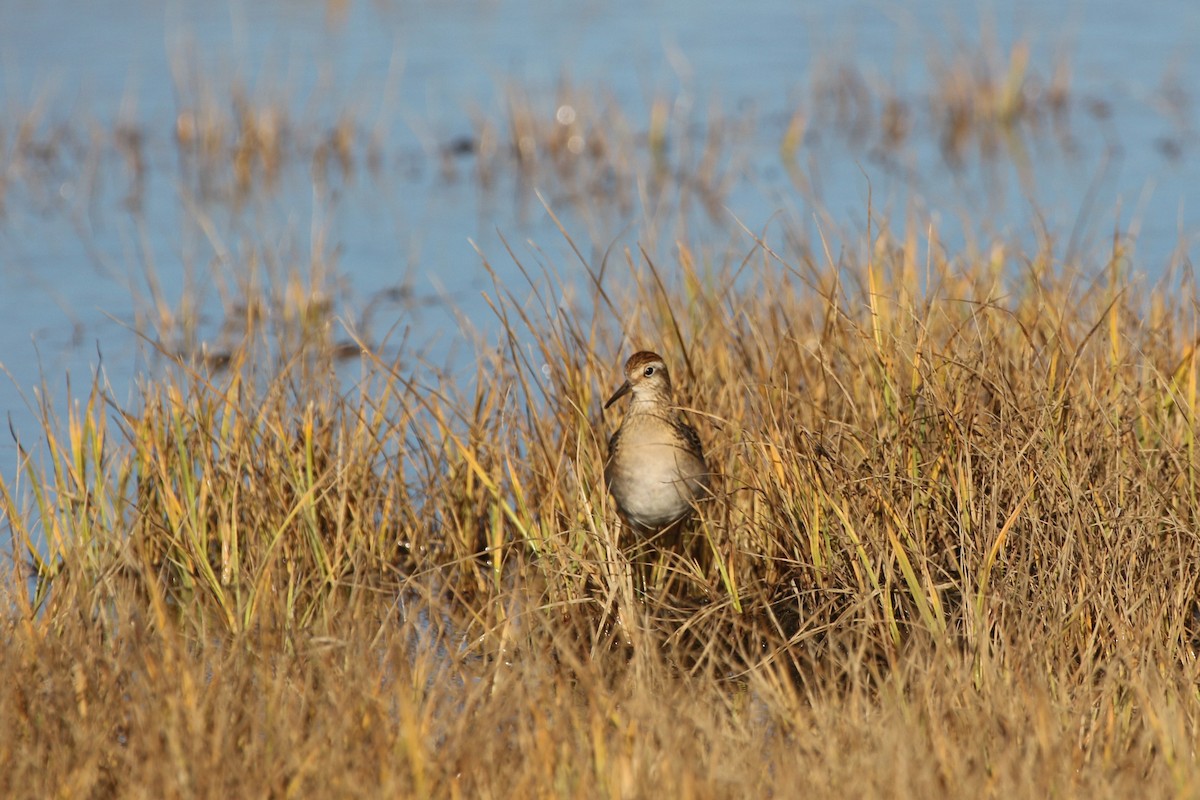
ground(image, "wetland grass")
xmin=4 ymin=213 xmax=1200 ymax=797
xmin=3 ymin=38 xmax=1200 ymax=797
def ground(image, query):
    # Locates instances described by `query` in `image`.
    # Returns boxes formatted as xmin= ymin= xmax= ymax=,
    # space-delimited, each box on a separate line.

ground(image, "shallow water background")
xmin=1 ymin=0 xmax=1197 ymax=485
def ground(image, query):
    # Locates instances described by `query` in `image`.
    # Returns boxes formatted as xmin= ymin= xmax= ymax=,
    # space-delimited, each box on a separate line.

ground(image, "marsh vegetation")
xmin=2 ymin=16 xmax=1200 ymax=798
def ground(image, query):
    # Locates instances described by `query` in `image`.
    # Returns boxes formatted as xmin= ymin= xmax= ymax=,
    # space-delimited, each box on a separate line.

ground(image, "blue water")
xmin=1 ymin=0 xmax=1198 ymax=495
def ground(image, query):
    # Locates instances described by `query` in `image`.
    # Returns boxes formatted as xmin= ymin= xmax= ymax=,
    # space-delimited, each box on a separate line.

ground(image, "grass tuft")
xmin=4 ymin=207 xmax=1200 ymax=795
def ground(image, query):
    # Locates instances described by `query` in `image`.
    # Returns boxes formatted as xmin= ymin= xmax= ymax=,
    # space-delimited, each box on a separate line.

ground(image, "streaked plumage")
xmin=603 ymin=351 xmax=710 ymax=535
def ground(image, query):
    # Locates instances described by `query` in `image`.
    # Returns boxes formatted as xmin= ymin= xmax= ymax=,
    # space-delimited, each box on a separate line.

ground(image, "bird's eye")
xmin=643 ymin=366 xmax=655 ymax=377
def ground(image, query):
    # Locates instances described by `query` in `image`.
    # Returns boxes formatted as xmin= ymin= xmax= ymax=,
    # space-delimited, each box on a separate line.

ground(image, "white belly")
xmin=608 ymin=437 xmax=708 ymax=531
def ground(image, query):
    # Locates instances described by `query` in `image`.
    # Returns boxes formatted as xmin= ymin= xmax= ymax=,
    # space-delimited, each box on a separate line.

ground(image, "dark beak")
xmin=604 ymin=380 xmax=631 ymax=409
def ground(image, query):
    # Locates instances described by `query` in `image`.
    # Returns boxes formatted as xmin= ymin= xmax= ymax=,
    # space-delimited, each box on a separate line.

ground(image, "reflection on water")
xmin=0 ymin=0 xmax=1197 ymax=483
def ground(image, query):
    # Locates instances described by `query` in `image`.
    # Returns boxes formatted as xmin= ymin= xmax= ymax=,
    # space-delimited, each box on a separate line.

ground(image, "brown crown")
xmin=624 ymin=351 xmax=665 ymax=373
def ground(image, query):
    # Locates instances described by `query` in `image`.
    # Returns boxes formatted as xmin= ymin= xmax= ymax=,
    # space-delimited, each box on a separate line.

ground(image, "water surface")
xmin=1 ymin=0 xmax=1197 ymax=487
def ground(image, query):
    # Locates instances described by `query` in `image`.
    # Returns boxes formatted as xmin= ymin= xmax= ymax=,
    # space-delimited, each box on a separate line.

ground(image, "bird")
xmin=603 ymin=351 xmax=711 ymax=538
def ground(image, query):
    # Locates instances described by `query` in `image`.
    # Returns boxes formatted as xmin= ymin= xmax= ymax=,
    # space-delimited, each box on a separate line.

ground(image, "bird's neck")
xmin=629 ymin=392 xmax=675 ymax=415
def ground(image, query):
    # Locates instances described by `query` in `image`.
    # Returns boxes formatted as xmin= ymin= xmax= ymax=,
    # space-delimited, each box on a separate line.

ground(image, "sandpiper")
xmin=603 ymin=351 xmax=710 ymax=536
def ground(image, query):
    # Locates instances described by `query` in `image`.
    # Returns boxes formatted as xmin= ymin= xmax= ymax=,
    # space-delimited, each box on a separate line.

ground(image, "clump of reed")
xmin=2 ymin=27 xmax=1098 ymax=243
xmin=3 ymin=203 xmax=1200 ymax=795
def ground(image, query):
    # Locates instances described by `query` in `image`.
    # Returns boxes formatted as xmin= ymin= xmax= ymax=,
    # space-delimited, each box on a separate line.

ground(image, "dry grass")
xmin=4 ymin=207 xmax=1200 ymax=797
xmin=3 ymin=27 xmax=1200 ymax=797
